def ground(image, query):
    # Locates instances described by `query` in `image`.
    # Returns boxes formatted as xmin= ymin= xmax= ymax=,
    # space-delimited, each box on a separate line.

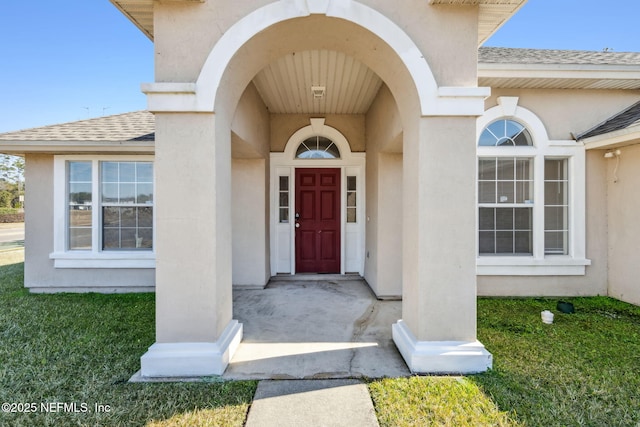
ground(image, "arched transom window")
xmin=296 ymin=136 xmax=341 ymax=159
xmin=479 ymin=119 xmax=533 ymax=147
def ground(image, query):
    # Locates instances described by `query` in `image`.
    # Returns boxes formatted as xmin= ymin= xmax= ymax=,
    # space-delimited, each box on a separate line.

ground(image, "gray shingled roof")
xmin=577 ymin=101 xmax=640 ymax=140
xmin=479 ymin=47 xmax=640 ymax=65
xmin=0 ymin=111 xmax=155 ymax=142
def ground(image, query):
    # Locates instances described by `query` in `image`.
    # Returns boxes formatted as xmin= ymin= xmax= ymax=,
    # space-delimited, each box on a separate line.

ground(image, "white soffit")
xmin=252 ymin=50 xmax=383 ymax=114
xmin=110 ymin=0 xmax=154 ymax=40
xmin=113 ymin=0 xmax=526 ymax=46
xmin=429 ymin=0 xmax=527 ymax=45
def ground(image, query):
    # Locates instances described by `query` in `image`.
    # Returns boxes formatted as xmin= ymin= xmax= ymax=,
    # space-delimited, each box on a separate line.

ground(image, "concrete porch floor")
xmin=223 ymin=276 xmax=411 ymax=379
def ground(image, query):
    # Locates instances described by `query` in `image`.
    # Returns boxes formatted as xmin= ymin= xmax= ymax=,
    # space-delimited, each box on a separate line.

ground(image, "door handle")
xmin=295 ymin=223 xmax=300 ymax=228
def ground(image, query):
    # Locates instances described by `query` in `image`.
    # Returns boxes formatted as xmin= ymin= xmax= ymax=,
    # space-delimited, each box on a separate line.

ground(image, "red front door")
xmin=295 ymin=168 xmax=341 ymax=273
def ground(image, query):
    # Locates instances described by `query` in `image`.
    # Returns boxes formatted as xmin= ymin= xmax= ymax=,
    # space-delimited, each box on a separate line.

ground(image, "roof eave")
xmin=478 ymin=63 xmax=640 ymax=79
xmin=0 ymin=141 xmax=155 ymax=156
xmin=582 ymin=125 xmax=640 ymax=150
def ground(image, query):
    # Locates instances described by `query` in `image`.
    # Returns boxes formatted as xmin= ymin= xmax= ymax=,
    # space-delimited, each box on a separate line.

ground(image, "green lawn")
xmin=370 ymin=297 xmax=640 ymax=426
xmin=1 ymin=251 xmax=639 ymax=426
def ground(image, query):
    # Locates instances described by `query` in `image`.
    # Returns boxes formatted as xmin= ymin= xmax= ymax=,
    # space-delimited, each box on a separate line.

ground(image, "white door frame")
xmin=270 ymin=119 xmax=366 ymax=276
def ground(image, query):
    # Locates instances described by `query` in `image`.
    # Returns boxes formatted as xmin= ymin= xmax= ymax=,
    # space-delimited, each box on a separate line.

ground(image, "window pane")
xmin=296 ymin=136 xmax=340 ymax=159
xmin=101 ymin=162 xmax=119 ymax=183
xmin=545 ymin=231 xmax=567 ymax=255
xmin=103 ymin=228 xmax=120 ymax=249
xmin=478 ymin=182 xmax=496 ymax=203
xmin=479 ymin=208 xmax=494 ymax=230
xmin=69 ymin=183 xmax=92 ymax=204
xmin=479 ymin=120 xmax=533 ymax=147
xmin=69 ymin=207 xmax=92 ymax=227
xmin=495 ymin=208 xmax=513 ymax=230
xmin=515 ymin=159 xmax=531 ymax=180
xmin=68 ymin=161 xmax=92 ymax=250
xmin=347 ymin=176 xmax=357 ymax=191
xmin=279 ymin=176 xmax=289 ymax=192
xmin=103 ymin=206 xmax=120 ymax=227
xmin=514 ymin=231 xmax=532 ymax=253
xmin=515 ymin=181 xmax=532 ymax=203
xmin=544 ymin=206 xmax=566 ymax=230
xmin=545 ymin=159 xmax=567 ymax=180
xmin=496 ymin=231 xmax=514 ymax=253
xmin=479 ymin=231 xmax=495 ymax=253
xmin=347 ymin=191 xmax=356 ymax=207
xmin=497 ymin=159 xmax=514 ymax=180
xmin=544 ymin=159 xmax=568 ymax=255
xmin=544 ymin=182 xmax=567 ymax=205
xmin=102 ymin=183 xmax=118 ymax=203
xmin=136 ymin=163 xmax=153 ymax=182
xmin=497 ymin=181 xmax=514 ymax=203
xmin=478 ymin=159 xmax=496 ymax=180
xmin=138 ymin=207 xmax=153 ymax=228
xmin=119 ymin=184 xmax=136 ymax=204
xmin=514 ymin=208 xmax=532 ymax=230
xmin=120 ymin=207 xmax=137 ymax=227
xmin=69 ymin=228 xmax=92 ymax=250
xmin=119 ymin=162 xmax=136 ymax=182
xmin=279 ymin=207 xmax=289 ymax=223
xmin=136 ymin=228 xmax=153 ymax=249
xmin=69 ymin=162 xmax=92 ymax=182
xmin=137 ymin=183 xmax=154 ymax=204
xmin=347 ymin=207 xmax=357 ymax=223
xmin=279 ymin=192 xmax=289 ymax=207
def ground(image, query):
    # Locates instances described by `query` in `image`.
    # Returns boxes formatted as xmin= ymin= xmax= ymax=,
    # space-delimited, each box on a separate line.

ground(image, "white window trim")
xmin=51 ymin=155 xmax=155 ymax=269
xmin=476 ymin=97 xmax=590 ymax=276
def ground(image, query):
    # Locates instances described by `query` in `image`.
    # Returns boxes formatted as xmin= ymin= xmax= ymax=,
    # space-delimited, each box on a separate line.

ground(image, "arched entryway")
xmin=141 ymin=0 xmax=491 ymax=377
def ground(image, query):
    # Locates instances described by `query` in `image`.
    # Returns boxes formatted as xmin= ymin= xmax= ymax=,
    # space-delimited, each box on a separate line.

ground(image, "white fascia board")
xmin=478 ymin=63 xmax=640 ymax=80
xmin=583 ymin=126 xmax=640 ymax=150
xmin=0 ymin=142 xmax=154 ymax=155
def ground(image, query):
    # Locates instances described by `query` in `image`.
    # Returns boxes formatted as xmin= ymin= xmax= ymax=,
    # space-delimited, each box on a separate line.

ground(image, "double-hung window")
xmin=476 ymin=98 xmax=589 ymax=275
xmin=52 ymin=156 xmax=155 ymax=268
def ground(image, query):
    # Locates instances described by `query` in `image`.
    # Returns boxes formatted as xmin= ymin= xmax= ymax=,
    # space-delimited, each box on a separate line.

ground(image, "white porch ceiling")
xmin=252 ymin=50 xmax=383 ymax=114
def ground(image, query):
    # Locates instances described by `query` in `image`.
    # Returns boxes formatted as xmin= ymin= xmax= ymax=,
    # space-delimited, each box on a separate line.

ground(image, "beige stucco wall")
xmin=364 ymin=84 xmax=403 ymax=297
xmin=24 ymin=154 xmax=155 ymax=293
xmin=607 ymin=143 xmax=640 ymax=305
xmin=270 ymin=114 xmax=365 ymax=153
xmin=232 ymin=159 xmax=270 ymax=287
xmin=153 ymin=1 xmax=479 ymax=87
xmin=230 ymin=83 xmax=271 ymax=286
xmin=488 ymin=89 xmax=640 ymax=141
xmin=231 ymin=83 xmax=271 ymax=159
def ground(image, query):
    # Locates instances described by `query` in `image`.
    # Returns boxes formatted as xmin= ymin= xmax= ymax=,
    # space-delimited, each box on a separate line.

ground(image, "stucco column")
xmin=393 ymin=115 xmax=492 ymax=373
xmin=140 ymin=112 xmax=242 ymax=377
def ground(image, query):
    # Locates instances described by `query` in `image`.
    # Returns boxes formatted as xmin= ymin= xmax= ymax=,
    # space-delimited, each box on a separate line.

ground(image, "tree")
xmin=0 ymin=155 xmax=24 ymax=209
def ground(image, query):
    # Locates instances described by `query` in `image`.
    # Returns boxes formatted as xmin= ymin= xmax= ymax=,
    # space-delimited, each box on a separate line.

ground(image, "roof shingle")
xmin=0 ymin=111 xmax=155 ymax=142
xmin=577 ymin=101 xmax=640 ymax=140
xmin=479 ymin=47 xmax=640 ymax=66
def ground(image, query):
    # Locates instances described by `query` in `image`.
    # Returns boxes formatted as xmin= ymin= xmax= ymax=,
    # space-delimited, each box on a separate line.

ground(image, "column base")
xmin=140 ymin=320 xmax=243 ymax=377
xmin=392 ymin=320 xmax=492 ymax=374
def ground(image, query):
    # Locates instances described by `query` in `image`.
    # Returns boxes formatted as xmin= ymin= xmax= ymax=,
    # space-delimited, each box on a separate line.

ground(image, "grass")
xmin=1 ymin=249 xmax=639 ymax=426
xmin=0 ymin=251 xmax=257 ymax=427
xmin=369 ymin=297 xmax=640 ymax=426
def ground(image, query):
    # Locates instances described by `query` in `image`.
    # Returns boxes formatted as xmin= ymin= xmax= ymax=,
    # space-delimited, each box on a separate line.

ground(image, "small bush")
xmin=0 ymin=210 xmax=23 ymax=223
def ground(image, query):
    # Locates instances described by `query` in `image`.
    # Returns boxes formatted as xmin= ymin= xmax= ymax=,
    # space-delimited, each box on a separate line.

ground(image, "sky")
xmin=0 ymin=0 xmax=639 ymax=133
